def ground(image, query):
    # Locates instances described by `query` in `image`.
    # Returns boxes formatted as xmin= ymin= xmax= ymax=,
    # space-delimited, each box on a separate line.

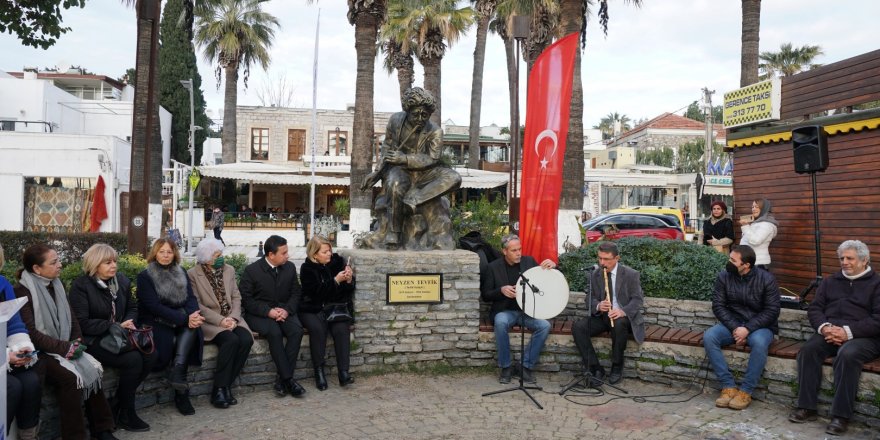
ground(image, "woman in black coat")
xmin=298 ymin=236 xmax=355 ymax=390
xmin=703 ymin=200 xmax=735 ymax=254
xmin=136 ymin=238 xmax=205 ymax=415
xmin=70 ymin=243 xmax=156 ymax=432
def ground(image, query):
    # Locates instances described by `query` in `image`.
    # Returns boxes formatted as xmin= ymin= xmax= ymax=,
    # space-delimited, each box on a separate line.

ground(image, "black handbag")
xmin=324 ymin=303 xmax=353 ymax=323
xmin=98 ymin=323 xmax=132 ymax=354
xmin=127 ymin=326 xmax=155 ymax=354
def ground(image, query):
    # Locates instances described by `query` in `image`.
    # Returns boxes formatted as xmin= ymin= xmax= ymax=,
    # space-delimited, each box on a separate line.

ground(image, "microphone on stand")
xmin=579 ymin=264 xmax=600 ymax=271
xmin=518 ymin=272 xmax=542 ymax=294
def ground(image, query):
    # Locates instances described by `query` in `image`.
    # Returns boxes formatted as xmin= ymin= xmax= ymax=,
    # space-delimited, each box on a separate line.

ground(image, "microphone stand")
xmin=482 ymin=273 xmax=544 ymax=409
xmin=559 ymin=265 xmax=628 ymax=395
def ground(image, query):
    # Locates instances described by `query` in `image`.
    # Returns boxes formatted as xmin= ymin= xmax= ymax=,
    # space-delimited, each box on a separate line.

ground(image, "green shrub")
xmin=0 ymin=231 xmax=127 ymax=266
xmin=557 ymin=237 xmax=728 ymax=301
xmin=224 ymin=253 xmax=249 ymax=281
xmin=452 ymin=194 xmax=507 ymax=250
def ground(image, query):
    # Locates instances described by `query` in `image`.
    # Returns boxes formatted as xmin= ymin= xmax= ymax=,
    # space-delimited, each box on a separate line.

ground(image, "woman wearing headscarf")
xmin=1 ymin=243 xmax=41 ymax=440
xmin=188 ymin=239 xmax=253 ymax=409
xmin=14 ymin=244 xmax=117 ymax=440
xmin=703 ymin=200 xmax=735 ymax=254
xmin=70 ymin=243 xmax=156 ymax=432
xmin=298 ymin=235 xmax=355 ymax=390
xmin=739 ymin=198 xmax=779 ymax=269
xmin=137 ymin=238 xmax=205 ymax=415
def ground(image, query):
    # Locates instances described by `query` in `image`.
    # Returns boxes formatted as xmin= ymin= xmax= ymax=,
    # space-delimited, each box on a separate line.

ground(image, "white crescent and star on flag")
xmin=534 ymin=129 xmax=558 ymax=169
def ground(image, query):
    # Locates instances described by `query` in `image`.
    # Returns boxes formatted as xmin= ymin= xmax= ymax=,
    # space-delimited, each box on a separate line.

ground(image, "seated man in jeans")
xmin=480 ymin=235 xmax=555 ymax=384
xmin=703 ymin=244 xmax=780 ymax=410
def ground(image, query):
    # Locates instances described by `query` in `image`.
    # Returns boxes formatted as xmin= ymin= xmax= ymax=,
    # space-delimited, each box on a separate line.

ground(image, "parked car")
xmin=582 ymin=213 xmax=685 ymax=243
xmin=608 ymin=206 xmax=685 ymax=232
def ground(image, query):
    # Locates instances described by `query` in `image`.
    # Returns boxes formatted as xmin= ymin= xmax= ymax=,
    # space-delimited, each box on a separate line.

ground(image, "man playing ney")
xmin=572 ymin=241 xmax=645 ymax=385
xmin=480 ymin=235 xmax=555 ymax=384
xmin=703 ymin=244 xmax=780 ymax=410
xmin=789 ymin=240 xmax=880 ymax=436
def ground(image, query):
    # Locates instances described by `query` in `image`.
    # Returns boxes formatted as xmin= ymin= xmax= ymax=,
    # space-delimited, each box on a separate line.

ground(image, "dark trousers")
xmin=796 ymin=334 xmax=880 ymax=418
xmin=7 ymin=366 xmax=41 ymax=431
xmin=244 ymin=313 xmax=303 ymax=379
xmin=572 ymin=314 xmax=633 ymax=369
xmin=298 ymin=312 xmax=351 ymax=371
xmin=87 ymin=344 xmax=156 ymax=411
xmin=213 ymin=227 xmax=225 ymax=244
xmin=37 ymin=355 xmax=114 ymax=440
xmin=211 ymin=326 xmax=254 ymax=388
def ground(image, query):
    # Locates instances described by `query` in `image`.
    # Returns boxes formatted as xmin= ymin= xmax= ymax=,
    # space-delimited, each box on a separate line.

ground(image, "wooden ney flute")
xmin=603 ymin=267 xmax=614 ymax=327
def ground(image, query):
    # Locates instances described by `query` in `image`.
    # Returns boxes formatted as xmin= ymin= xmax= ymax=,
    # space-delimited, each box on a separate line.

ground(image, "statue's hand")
xmin=385 ymin=150 xmax=406 ymax=165
xmin=361 ymin=172 xmax=377 ymax=191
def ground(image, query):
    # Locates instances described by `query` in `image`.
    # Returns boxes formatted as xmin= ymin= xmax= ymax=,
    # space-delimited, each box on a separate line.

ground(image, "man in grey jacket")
xmin=573 ymin=241 xmax=645 ymax=385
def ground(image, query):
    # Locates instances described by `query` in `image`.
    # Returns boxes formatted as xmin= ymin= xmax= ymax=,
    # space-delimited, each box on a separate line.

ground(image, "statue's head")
xmin=401 ymin=87 xmax=435 ymax=129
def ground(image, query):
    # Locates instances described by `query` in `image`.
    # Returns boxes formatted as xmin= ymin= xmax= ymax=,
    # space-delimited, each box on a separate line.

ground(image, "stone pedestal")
xmin=341 ymin=249 xmax=488 ymax=368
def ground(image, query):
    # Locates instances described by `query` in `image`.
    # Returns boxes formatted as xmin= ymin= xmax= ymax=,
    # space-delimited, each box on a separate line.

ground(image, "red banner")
xmin=519 ymin=32 xmax=579 ymax=263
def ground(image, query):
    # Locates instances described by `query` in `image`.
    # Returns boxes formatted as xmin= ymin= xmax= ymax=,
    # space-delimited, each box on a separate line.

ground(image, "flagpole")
xmin=309 ymin=10 xmax=321 ymax=239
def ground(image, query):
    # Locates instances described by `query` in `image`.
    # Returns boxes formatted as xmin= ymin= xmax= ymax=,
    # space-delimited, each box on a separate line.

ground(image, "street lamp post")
xmin=180 ymin=79 xmax=196 ymax=253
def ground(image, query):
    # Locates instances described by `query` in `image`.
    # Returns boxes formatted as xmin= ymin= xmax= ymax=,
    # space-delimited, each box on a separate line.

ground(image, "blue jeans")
xmin=493 ymin=310 xmax=550 ymax=369
xmin=703 ymin=323 xmax=773 ymax=393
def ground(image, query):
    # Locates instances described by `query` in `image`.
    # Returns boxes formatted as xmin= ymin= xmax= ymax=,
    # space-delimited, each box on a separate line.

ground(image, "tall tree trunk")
xmin=740 ymin=0 xmax=761 ymax=87
xmin=129 ymin=0 xmax=162 ymax=255
xmin=422 ymin=56 xmax=442 ymax=126
xmin=222 ymin=63 xmax=239 ymax=163
xmin=559 ymin=0 xmax=584 ymax=212
xmin=394 ymin=48 xmax=414 ymax=99
xmin=350 ymin=6 xmax=381 ymax=215
xmin=467 ymin=6 xmax=492 ymax=169
xmin=504 ymin=33 xmax=516 ymax=161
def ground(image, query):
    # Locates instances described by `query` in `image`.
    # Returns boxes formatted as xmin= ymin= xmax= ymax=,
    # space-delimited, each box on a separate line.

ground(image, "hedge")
xmin=557 ymin=237 xmax=729 ymax=301
xmin=0 ymin=231 xmax=128 ymax=266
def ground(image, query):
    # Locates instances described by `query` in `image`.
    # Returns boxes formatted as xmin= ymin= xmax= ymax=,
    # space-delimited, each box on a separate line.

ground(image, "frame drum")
xmin=515 ymin=266 xmax=570 ymax=320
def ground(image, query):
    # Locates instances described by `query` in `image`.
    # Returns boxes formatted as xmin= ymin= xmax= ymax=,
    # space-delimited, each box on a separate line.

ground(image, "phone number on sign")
xmin=730 ymin=103 xmax=767 ymax=118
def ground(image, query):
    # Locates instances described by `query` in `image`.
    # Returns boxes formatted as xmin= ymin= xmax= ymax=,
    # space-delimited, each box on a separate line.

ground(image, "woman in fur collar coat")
xmin=136 ymin=238 xmax=204 ymax=416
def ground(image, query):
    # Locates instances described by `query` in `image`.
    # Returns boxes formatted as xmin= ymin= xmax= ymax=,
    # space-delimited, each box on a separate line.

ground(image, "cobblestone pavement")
xmin=117 ymin=371 xmax=879 ymax=440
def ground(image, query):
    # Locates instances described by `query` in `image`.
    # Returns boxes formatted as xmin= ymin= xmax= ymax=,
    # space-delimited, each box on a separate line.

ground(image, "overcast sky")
xmin=1 ymin=0 xmax=878 ymax=129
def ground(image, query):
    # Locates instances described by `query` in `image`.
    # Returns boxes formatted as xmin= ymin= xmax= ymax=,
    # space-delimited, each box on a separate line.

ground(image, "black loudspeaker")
xmin=792 ymin=125 xmax=828 ymax=174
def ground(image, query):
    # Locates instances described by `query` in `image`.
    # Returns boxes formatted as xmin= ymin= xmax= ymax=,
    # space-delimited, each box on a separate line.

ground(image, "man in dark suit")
xmin=239 ymin=235 xmax=306 ymax=397
xmin=789 ymin=240 xmax=880 ymax=436
xmin=573 ymin=241 xmax=645 ymax=385
xmin=480 ymin=234 xmax=556 ymax=384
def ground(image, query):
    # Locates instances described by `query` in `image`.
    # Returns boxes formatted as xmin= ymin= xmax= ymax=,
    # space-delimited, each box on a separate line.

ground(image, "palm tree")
xmin=740 ymin=0 xmax=761 ymax=87
xmin=557 ymin=1 xmax=641 ymax=216
xmin=384 ymin=0 xmax=474 ymax=126
xmin=195 ymin=0 xmax=279 ymax=164
xmin=379 ymin=37 xmax=414 ymax=99
xmin=467 ymin=0 xmax=498 ymax=169
xmin=347 ymin=0 xmax=387 ymax=224
xmin=759 ymin=42 xmax=823 ymax=78
xmin=596 ymin=112 xmax=632 ymax=139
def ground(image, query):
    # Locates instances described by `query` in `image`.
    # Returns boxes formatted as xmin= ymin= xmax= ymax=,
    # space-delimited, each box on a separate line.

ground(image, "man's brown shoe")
xmin=714 ymin=388 xmax=737 ymax=408
xmin=788 ymin=408 xmax=818 ymax=423
xmin=728 ymin=390 xmax=752 ymax=410
xmin=825 ymin=417 xmax=848 ymax=436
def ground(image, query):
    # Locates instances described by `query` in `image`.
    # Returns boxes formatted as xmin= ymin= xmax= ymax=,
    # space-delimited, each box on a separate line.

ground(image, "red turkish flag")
xmin=519 ymin=32 xmax=579 ymax=263
xmin=89 ymin=175 xmax=108 ymax=232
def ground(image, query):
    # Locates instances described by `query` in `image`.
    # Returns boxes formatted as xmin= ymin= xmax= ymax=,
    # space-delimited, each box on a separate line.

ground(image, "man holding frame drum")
xmin=572 ymin=241 xmax=646 ymax=385
xmin=480 ymin=235 xmax=556 ymax=384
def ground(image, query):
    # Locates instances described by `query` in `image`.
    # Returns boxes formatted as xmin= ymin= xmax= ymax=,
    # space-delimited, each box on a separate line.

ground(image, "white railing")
xmin=300 ymin=155 xmax=351 ymax=168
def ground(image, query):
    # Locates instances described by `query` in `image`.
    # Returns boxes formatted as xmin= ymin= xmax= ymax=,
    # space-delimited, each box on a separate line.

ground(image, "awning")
xmin=704 ymin=185 xmax=733 ymax=196
xmin=198 ymin=162 xmax=509 ymax=189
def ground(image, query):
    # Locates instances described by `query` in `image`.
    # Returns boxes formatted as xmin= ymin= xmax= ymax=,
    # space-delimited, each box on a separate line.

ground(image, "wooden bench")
xmin=479 ymin=317 xmax=880 ymax=373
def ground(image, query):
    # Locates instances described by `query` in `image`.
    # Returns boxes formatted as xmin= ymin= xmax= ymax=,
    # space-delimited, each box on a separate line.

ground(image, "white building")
xmin=0 ymin=69 xmax=171 ymax=235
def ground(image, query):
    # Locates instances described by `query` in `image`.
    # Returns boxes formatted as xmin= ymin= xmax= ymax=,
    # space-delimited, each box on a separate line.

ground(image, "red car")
xmin=583 ymin=213 xmax=685 ymax=243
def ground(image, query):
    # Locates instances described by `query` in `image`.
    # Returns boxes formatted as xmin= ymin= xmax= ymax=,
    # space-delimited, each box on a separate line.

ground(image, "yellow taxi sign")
xmin=723 ymin=78 xmax=781 ymax=128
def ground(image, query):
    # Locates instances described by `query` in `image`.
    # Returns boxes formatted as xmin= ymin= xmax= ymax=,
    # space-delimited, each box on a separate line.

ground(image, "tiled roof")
xmin=619 ymin=112 xmax=724 ymax=138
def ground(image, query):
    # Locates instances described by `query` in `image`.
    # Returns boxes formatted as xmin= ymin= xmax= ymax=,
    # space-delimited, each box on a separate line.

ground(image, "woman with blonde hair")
xmin=298 ymin=235 xmax=355 ymax=390
xmin=15 ymin=243 xmax=117 ymax=440
xmin=137 ymin=238 xmax=205 ymax=415
xmin=1 ymin=243 xmax=41 ymax=440
xmin=188 ymin=239 xmax=253 ymax=408
xmin=70 ymin=243 xmax=156 ymax=431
